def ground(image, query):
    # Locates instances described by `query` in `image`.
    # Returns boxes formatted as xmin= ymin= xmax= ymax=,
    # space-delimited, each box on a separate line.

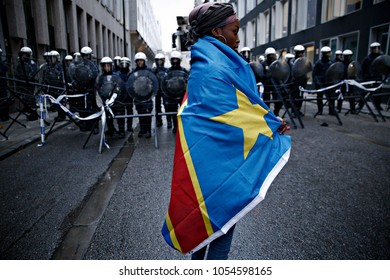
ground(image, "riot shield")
xmin=249 ymin=61 xmax=265 ymax=82
xmin=161 ymin=70 xmax=188 ymax=99
xmin=96 ymin=75 xmax=124 ymax=105
xmin=292 ymin=57 xmax=312 ymax=81
xmin=69 ymin=58 xmax=98 ymax=90
xmin=325 ymin=62 xmax=344 ymax=84
xmin=126 ymin=69 xmax=158 ymax=102
xmin=347 ymin=61 xmax=362 ymax=79
xmin=370 ymin=54 xmax=390 ymax=78
xmin=268 ymin=60 xmax=290 ymax=83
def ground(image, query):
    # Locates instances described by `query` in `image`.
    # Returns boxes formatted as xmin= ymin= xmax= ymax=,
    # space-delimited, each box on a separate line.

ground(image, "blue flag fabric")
xmin=162 ymin=36 xmax=291 ymax=254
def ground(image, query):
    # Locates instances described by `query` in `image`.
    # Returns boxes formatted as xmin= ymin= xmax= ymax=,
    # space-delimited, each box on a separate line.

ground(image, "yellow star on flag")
xmin=210 ymin=89 xmax=273 ymax=159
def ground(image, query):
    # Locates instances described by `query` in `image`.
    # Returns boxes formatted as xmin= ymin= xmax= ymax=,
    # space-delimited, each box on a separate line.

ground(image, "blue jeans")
xmin=191 ymin=224 xmax=236 ymax=260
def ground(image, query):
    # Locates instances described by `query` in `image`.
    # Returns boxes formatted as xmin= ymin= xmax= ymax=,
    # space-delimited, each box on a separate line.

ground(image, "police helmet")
xmin=265 ymin=47 xmax=276 ymax=56
xmin=335 ymin=50 xmax=342 ymax=55
xmin=20 ymin=46 xmax=33 ymax=56
xmin=50 ymin=50 xmax=60 ymax=58
xmin=80 ymin=46 xmax=93 ymax=55
xmin=370 ymin=42 xmax=380 ymax=48
xmin=100 ymin=56 xmax=113 ymax=64
xmin=240 ymin=47 xmax=251 ymax=53
xmin=120 ymin=57 xmax=131 ymax=68
xmin=293 ymin=45 xmax=305 ymax=52
xmin=134 ymin=52 xmax=147 ymax=62
xmin=155 ymin=53 xmax=165 ymax=60
xmin=342 ymin=49 xmax=353 ymax=56
xmin=170 ymin=51 xmax=182 ymax=60
xmin=285 ymin=53 xmax=294 ymax=59
xmin=65 ymin=55 xmax=73 ymax=61
xmin=320 ymin=46 xmax=332 ymax=53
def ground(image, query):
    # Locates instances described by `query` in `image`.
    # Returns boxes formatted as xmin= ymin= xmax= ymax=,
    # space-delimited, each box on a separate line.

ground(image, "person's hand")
xmin=276 ymin=116 xmax=289 ymax=134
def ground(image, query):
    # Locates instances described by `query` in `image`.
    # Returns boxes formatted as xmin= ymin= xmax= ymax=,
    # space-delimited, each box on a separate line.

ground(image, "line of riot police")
xmin=239 ymin=42 xmax=389 ymax=127
xmin=0 ymin=45 xmax=189 ymax=141
xmin=95 ymin=50 xmax=188 ymax=140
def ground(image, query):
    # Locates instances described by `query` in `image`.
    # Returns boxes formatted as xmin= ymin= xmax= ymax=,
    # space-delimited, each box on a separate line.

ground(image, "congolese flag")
xmin=162 ymin=36 xmax=291 ymax=254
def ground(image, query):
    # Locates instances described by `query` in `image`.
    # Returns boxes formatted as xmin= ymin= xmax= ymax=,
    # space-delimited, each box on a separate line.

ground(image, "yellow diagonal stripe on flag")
xmin=165 ymin=214 xmax=182 ymax=253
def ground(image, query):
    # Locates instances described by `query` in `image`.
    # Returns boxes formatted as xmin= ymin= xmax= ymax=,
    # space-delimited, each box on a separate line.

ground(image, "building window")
xmin=291 ymin=0 xmax=317 ymax=34
xmin=371 ymin=24 xmax=390 ymax=55
xmin=246 ymin=20 xmax=256 ymax=48
xmin=272 ymin=0 xmax=289 ymax=40
xmin=247 ymin=0 xmax=256 ymax=12
xmin=322 ymin=0 xmax=361 ymax=22
xmin=238 ymin=0 xmax=245 ymax=19
xmin=257 ymin=10 xmax=270 ymax=45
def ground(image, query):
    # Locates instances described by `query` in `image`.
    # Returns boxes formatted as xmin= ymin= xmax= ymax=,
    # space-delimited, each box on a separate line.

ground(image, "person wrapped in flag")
xmin=161 ymin=2 xmax=291 ymax=260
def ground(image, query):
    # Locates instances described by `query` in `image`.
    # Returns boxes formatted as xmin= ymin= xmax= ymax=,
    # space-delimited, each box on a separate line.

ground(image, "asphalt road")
xmin=0 ymin=101 xmax=389 ymax=260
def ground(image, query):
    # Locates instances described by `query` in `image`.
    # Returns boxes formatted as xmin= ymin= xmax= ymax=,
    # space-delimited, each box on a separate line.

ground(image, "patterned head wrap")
xmin=188 ymin=3 xmax=237 ymax=44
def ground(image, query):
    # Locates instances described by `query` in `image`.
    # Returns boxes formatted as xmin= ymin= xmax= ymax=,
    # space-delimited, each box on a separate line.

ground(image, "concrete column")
xmin=31 ymin=0 xmax=49 ymax=45
xmin=4 ymin=0 xmax=26 ymax=39
xmin=113 ymin=34 xmax=117 ymax=56
xmin=79 ymin=9 xmax=88 ymax=48
xmin=103 ymin=26 xmax=108 ymax=56
xmin=96 ymin=21 xmax=103 ymax=61
xmin=108 ymin=30 xmax=113 ymax=57
xmin=66 ymin=2 xmax=78 ymax=53
xmin=88 ymin=16 xmax=96 ymax=55
xmin=52 ymin=0 xmax=67 ymax=50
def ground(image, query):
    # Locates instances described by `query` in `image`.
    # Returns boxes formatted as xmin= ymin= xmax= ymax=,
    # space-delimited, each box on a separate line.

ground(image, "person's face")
xmin=212 ymin=20 xmax=240 ymax=51
xmin=136 ymin=59 xmax=145 ymax=68
xmin=371 ymin=47 xmax=380 ymax=54
xmin=102 ymin=63 xmax=112 ymax=73
xmin=295 ymin=51 xmax=304 ymax=58
xmin=155 ymin=58 xmax=164 ymax=67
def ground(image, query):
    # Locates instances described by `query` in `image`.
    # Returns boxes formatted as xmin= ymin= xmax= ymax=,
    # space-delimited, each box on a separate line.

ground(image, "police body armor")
xmin=155 ymin=67 xmax=168 ymax=90
xmin=161 ymin=70 xmax=188 ymax=100
xmin=126 ymin=69 xmax=158 ymax=103
xmin=96 ymin=74 xmax=124 ymax=107
xmin=42 ymin=63 xmax=64 ymax=88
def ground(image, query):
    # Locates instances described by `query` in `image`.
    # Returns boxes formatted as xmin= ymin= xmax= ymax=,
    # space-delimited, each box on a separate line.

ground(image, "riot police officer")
xmin=289 ymin=44 xmax=308 ymax=116
xmin=132 ymin=52 xmax=154 ymax=138
xmin=115 ymin=56 xmax=133 ymax=132
xmin=68 ymin=46 xmax=99 ymax=133
xmin=97 ymin=57 xmax=125 ymax=138
xmin=164 ymin=50 xmax=188 ymax=133
xmin=312 ymin=46 xmax=333 ymax=115
xmin=240 ymin=46 xmax=251 ymax=63
xmin=41 ymin=50 xmax=66 ymax=120
xmin=153 ymin=53 xmax=168 ymax=127
xmin=261 ymin=47 xmax=280 ymax=115
xmin=64 ymin=55 xmax=73 ymax=67
xmin=15 ymin=46 xmax=39 ymax=121
xmin=0 ymin=48 xmax=9 ymax=121
xmin=361 ymin=42 xmax=383 ymax=110
xmin=336 ymin=49 xmax=356 ymax=114
xmin=113 ymin=56 xmax=121 ymax=74
xmin=334 ymin=50 xmax=343 ymax=62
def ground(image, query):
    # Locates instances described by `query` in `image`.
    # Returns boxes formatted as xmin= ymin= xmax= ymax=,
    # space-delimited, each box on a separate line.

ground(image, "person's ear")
xmin=211 ymin=27 xmax=223 ymax=36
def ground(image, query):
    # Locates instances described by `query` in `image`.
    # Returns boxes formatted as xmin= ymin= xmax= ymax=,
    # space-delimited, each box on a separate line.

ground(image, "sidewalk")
xmin=0 ymin=111 xmax=70 ymax=160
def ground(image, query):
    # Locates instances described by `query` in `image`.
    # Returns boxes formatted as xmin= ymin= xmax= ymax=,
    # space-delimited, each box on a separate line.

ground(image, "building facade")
xmin=231 ymin=0 xmax=389 ymax=66
xmin=0 ymin=0 xmax=161 ymax=67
